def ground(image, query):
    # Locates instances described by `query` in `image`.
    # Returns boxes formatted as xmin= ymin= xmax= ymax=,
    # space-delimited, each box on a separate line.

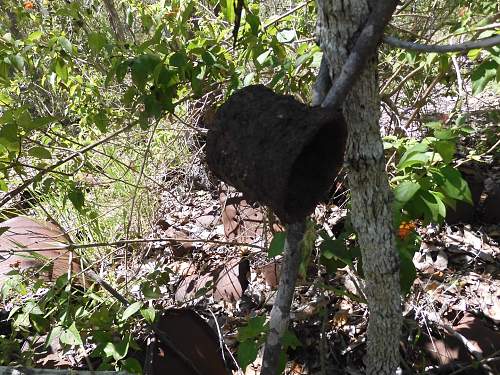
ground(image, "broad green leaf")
xmin=46 ymin=326 xmax=62 ymax=348
xmin=170 ymin=51 xmax=188 ymax=68
xmin=131 ymin=54 xmax=161 ymax=88
xmin=221 ymin=0 xmax=235 ymax=22
xmin=27 ymin=31 xmax=43 ymax=42
xmin=276 ymin=29 xmax=296 ymax=43
xmin=394 ymin=181 xmax=420 ymax=204
xmin=68 ymin=187 xmax=85 ymax=211
xmin=0 ymin=92 xmax=11 ymax=106
xmin=434 ymin=129 xmax=455 ymax=140
xmin=93 ymin=111 xmax=108 ymax=133
xmin=122 ymin=301 xmax=142 ymax=321
xmin=28 ymin=146 xmax=52 ymax=159
xmin=471 ymin=60 xmax=497 ymax=95
xmin=23 ymin=116 xmax=56 ymax=130
xmin=140 ymin=307 xmax=156 ymax=324
xmin=88 ymin=32 xmax=107 ymax=53
xmin=60 ymin=322 xmax=83 ymax=346
xmin=103 ymin=339 xmax=129 ymax=361
xmin=237 ymin=340 xmax=258 ymax=371
xmin=55 ymin=58 xmax=68 ymax=81
xmin=397 ymin=142 xmax=428 ymax=169
xmin=10 ymin=54 xmax=24 ymax=71
xmin=398 ymin=151 xmax=432 ymax=170
xmin=268 ymin=231 xmax=286 ymax=257
xmin=58 ymin=36 xmax=73 ymax=54
xmin=201 ymin=50 xmax=216 ymax=66
xmin=420 ymin=190 xmax=443 ymax=221
xmin=238 ymin=316 xmax=267 ymax=341
xmin=433 ymin=140 xmax=455 ymax=163
xmin=120 ymin=358 xmax=142 ymax=375
xmin=282 ymin=330 xmax=302 ymax=349
xmin=256 ymin=49 xmax=271 ymax=65
xmin=439 ymin=166 xmax=472 ymax=204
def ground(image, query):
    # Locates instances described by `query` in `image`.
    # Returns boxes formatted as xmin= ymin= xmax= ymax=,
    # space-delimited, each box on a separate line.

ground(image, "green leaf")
xmin=28 ymin=146 xmax=52 ymax=159
xmin=433 ymin=140 xmax=455 ymax=163
xmin=54 ymin=58 xmax=68 ymax=81
xmin=439 ymin=166 xmax=472 ymax=204
xmin=268 ymin=232 xmax=286 ymax=257
xmin=30 ymin=314 xmax=49 ymax=333
xmin=10 ymin=54 xmax=24 ymax=71
xmin=116 ymin=61 xmax=130 ymax=82
xmin=122 ymin=301 xmax=142 ymax=321
xmin=120 ymin=358 xmax=142 ymax=374
xmin=58 ymin=36 xmax=73 ymax=54
xmin=131 ymin=55 xmax=160 ymax=89
xmin=221 ymin=0 xmax=235 ymax=22
xmin=140 ymin=280 xmax=162 ymax=299
xmin=46 ymin=326 xmax=62 ymax=348
xmin=68 ymin=187 xmax=85 ymax=211
xmin=60 ymin=322 xmax=83 ymax=346
xmin=0 ymin=92 xmax=12 ymax=106
xmin=471 ymin=60 xmax=498 ymax=95
xmin=24 ymin=116 xmax=57 ymax=130
xmin=419 ymin=190 xmax=443 ymax=221
xmin=27 ymin=31 xmax=43 ymax=42
xmin=397 ymin=142 xmax=429 ymax=169
xmin=256 ymin=49 xmax=271 ymax=65
xmin=237 ymin=340 xmax=258 ymax=371
xmin=238 ymin=316 xmax=267 ymax=341
xmin=394 ymin=181 xmax=420 ymax=205
xmin=276 ymin=29 xmax=296 ymax=43
xmin=201 ymin=50 xmax=216 ymax=66
xmin=434 ymin=129 xmax=455 ymax=140
xmin=282 ymin=330 xmax=302 ymax=349
xmin=93 ymin=111 xmax=108 ymax=132
xmin=140 ymin=307 xmax=156 ymax=324
xmin=0 ymin=122 xmax=18 ymax=144
xmin=170 ymin=51 xmax=188 ymax=68
xmin=246 ymin=13 xmax=260 ymax=35
xmin=104 ymin=338 xmax=129 ymax=361
xmin=88 ymin=32 xmax=107 ymax=53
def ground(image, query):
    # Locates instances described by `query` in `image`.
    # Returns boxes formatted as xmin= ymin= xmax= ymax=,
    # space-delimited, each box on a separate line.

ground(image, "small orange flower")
xmin=397 ymin=220 xmax=416 ymax=239
xmin=23 ymin=0 xmax=34 ymax=10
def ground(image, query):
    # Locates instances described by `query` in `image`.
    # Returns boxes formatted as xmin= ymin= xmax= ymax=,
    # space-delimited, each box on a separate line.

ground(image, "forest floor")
xmin=127 ymin=86 xmax=499 ymax=374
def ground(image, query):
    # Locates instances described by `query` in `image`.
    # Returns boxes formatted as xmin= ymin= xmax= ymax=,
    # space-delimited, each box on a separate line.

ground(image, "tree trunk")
xmin=316 ymin=1 xmax=402 ymax=374
xmin=102 ymin=0 xmax=127 ymax=42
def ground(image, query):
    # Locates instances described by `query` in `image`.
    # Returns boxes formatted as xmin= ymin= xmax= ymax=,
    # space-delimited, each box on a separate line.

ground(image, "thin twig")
xmin=0 ymin=236 xmax=264 ymax=253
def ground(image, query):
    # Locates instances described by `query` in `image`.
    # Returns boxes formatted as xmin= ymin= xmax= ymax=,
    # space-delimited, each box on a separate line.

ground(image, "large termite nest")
xmin=206 ymin=85 xmax=348 ymax=224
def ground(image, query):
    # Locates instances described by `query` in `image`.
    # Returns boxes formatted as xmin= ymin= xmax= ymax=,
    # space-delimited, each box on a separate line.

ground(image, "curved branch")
xmin=321 ymin=0 xmax=399 ymax=110
xmin=383 ymin=34 xmax=500 ymax=53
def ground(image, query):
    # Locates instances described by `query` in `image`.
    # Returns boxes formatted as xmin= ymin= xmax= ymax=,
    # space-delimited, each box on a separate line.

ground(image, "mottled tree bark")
xmin=316 ymin=1 xmax=402 ymax=374
xmin=102 ymin=0 xmax=127 ymax=42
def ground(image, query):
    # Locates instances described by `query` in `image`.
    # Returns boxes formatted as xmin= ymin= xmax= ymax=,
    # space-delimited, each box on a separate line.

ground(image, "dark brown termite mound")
xmin=206 ymin=85 xmax=347 ymax=223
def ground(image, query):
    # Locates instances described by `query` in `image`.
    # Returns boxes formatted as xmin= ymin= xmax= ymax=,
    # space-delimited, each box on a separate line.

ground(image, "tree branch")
xmin=320 ymin=0 xmax=399 ymax=110
xmin=383 ymin=34 xmax=500 ymax=53
xmin=261 ymin=221 xmax=306 ymax=375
